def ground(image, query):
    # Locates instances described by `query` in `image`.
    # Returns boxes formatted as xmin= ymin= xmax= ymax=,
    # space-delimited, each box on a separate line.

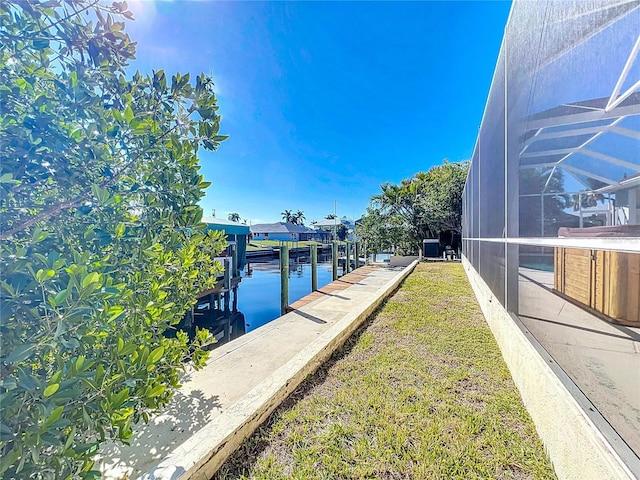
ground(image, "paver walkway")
xmin=288 ymin=265 xmax=379 ymax=310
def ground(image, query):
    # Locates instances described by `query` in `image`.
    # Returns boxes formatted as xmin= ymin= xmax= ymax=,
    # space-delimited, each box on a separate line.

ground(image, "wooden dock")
xmin=287 ymin=265 xmax=380 ymax=311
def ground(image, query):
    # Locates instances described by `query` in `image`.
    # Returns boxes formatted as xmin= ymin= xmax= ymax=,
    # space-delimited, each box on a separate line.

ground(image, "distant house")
xmin=313 ymin=216 xmax=356 ymax=241
xmin=201 ymin=216 xmax=250 ymax=270
xmin=313 ymin=216 xmax=354 ymax=231
xmin=250 ymin=222 xmax=330 ymax=242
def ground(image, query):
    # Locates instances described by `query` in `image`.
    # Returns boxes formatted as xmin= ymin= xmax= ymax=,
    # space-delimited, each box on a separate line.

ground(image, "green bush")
xmin=0 ymin=1 xmax=227 ymax=477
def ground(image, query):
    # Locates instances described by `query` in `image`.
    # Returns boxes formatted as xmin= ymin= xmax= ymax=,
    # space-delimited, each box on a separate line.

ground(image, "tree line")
xmin=358 ymin=161 xmax=469 ymax=255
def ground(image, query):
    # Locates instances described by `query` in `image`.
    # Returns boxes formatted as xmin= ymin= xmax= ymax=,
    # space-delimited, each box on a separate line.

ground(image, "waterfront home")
xmin=312 ymin=216 xmax=354 ymax=231
xmin=250 ymin=222 xmax=330 ymax=242
xmin=313 ymin=216 xmax=357 ymax=240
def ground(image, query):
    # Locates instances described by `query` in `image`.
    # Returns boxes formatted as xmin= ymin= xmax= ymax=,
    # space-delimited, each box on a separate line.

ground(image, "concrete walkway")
xmin=98 ymin=261 xmax=417 ymax=480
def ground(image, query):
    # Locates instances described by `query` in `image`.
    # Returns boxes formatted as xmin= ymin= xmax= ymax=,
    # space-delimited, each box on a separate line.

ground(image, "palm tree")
xmin=293 ymin=210 xmax=305 ymax=225
xmin=325 ymin=213 xmax=337 ymax=219
xmin=228 ymin=212 xmax=241 ymax=222
xmin=281 ymin=209 xmax=293 ymax=223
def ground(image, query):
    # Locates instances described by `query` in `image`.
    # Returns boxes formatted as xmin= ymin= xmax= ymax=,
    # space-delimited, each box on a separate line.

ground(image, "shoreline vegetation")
xmin=214 ymin=262 xmax=557 ymax=479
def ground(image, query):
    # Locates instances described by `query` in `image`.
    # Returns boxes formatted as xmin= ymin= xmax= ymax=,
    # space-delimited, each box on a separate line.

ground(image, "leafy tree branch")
xmin=0 ymin=1 xmax=229 ymax=478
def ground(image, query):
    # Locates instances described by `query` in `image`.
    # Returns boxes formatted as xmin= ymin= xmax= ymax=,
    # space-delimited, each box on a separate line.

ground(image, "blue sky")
xmin=126 ymin=1 xmax=511 ymax=225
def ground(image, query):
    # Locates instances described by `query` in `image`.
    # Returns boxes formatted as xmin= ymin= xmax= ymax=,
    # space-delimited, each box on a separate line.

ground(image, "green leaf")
xmin=75 ymin=442 xmax=99 ymax=456
xmin=81 ymin=272 xmax=100 ymax=289
xmin=0 ymin=446 xmax=22 ymax=475
xmin=95 ymin=364 xmax=105 ymax=383
xmin=61 ymin=338 xmax=81 ymax=350
xmin=14 ymin=77 xmax=28 ymax=90
xmin=108 ymin=305 xmax=124 ymax=323
xmin=50 ymin=370 xmax=63 ymax=384
xmin=148 ymin=346 xmax=164 ymax=364
xmin=54 ymin=289 xmax=69 ymax=305
xmin=64 ymin=426 xmax=77 ymax=451
xmin=35 ymin=269 xmax=55 ymax=283
xmin=111 ymin=388 xmax=129 ymax=408
xmin=30 ymin=228 xmax=49 ymax=243
xmin=119 ymin=343 xmax=136 ymax=356
xmin=0 ymin=173 xmax=18 ymax=184
xmin=124 ymin=105 xmax=134 ymax=124
xmin=32 ymin=37 xmax=50 ymax=50
xmin=148 ymin=384 xmax=166 ymax=397
xmin=115 ymin=222 xmax=125 ymax=238
xmin=4 ymin=343 xmax=37 ymax=363
xmin=49 ymin=388 xmax=82 ymax=401
xmin=43 ymin=383 xmax=59 ymax=397
xmin=16 ymin=367 xmax=39 ymax=391
xmin=75 ymin=355 xmax=85 ymax=372
xmin=0 ymin=378 xmax=17 ymax=390
xmin=0 ymin=423 xmax=13 ymax=441
xmin=91 ymin=184 xmax=110 ymax=204
xmin=0 ymin=280 xmax=15 ymax=296
xmin=43 ymin=405 xmax=64 ymax=427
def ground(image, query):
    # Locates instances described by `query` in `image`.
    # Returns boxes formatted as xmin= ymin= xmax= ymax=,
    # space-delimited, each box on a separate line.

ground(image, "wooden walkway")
xmin=287 ymin=265 xmax=380 ymax=311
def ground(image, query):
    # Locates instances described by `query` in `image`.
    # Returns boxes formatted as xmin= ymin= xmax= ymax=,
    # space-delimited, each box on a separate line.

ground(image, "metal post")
xmin=333 ymin=200 xmax=337 ymax=241
xmin=232 ymin=243 xmax=238 ymax=277
xmin=224 ymin=258 xmax=231 ymax=290
xmin=363 ymin=240 xmax=367 ymax=265
xmin=540 ymin=194 xmax=545 ymax=237
xmin=280 ymin=245 xmax=289 ymax=315
xmin=355 ymin=241 xmax=361 ymax=270
xmin=332 ymin=241 xmax=338 ymax=280
xmin=578 ymin=192 xmax=583 ymax=228
xmin=223 ymin=258 xmax=231 ymax=343
xmin=311 ymin=243 xmax=318 ymax=291
xmin=232 ymin=286 xmax=238 ymax=312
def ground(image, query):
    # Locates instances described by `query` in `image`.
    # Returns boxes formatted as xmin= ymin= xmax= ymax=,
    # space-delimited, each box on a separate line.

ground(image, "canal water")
xmin=237 ymin=254 xmax=334 ymax=332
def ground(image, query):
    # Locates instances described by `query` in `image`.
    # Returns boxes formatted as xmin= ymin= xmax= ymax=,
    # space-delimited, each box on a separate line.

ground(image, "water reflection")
xmin=165 ymin=284 xmax=247 ymax=349
xmin=239 ymin=254 xmax=334 ymax=332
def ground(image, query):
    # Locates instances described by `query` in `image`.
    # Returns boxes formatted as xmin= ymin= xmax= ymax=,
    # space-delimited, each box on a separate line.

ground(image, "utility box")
xmin=422 ymin=239 xmax=440 ymax=258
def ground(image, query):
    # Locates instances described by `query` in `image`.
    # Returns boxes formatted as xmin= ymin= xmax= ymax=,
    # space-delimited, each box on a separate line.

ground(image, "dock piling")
xmin=280 ymin=246 xmax=289 ymax=315
xmin=232 ymin=244 xmax=238 ymax=277
xmin=223 ymin=258 xmax=231 ymax=342
xmin=355 ymin=241 xmax=361 ymax=269
xmin=332 ymin=241 xmax=339 ymax=281
xmin=345 ymin=241 xmax=351 ymax=274
xmin=311 ymin=244 xmax=318 ymax=291
xmin=224 ymin=258 xmax=231 ymax=290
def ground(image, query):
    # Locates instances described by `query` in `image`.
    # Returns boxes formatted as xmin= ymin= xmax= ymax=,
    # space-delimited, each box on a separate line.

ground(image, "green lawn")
xmin=215 ymin=263 xmax=556 ymax=480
